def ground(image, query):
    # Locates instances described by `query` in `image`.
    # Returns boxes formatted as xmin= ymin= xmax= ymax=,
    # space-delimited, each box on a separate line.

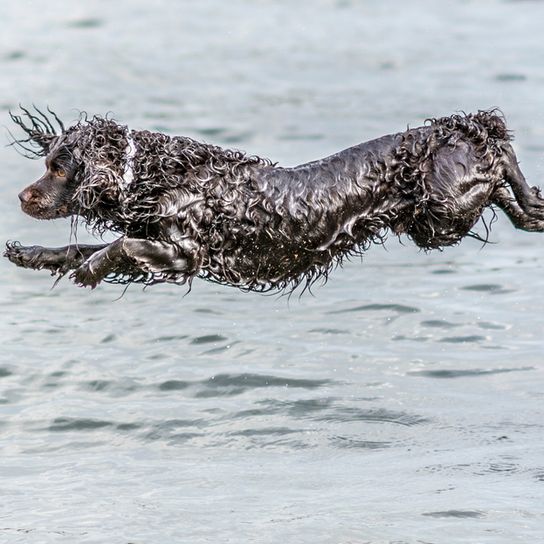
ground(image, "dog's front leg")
xmin=71 ymin=237 xmax=197 ymax=288
xmin=4 ymin=242 xmax=108 ymax=274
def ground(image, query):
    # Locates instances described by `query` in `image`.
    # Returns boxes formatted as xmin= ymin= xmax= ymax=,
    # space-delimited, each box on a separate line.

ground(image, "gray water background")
xmin=1 ymin=0 xmax=543 ymax=542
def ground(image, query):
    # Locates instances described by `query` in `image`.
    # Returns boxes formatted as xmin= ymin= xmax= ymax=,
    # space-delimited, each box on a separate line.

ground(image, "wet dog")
xmin=5 ymin=107 xmax=544 ymax=292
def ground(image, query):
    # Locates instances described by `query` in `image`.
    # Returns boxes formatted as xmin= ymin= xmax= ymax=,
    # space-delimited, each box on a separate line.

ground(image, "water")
xmin=1 ymin=0 xmax=544 ymax=542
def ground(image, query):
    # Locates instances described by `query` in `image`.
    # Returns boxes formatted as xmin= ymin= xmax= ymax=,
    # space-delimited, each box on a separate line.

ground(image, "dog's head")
xmin=10 ymin=107 xmax=130 ymax=227
xmin=17 ymin=135 xmax=82 ymax=220
xmin=9 ymin=107 xmax=81 ymax=220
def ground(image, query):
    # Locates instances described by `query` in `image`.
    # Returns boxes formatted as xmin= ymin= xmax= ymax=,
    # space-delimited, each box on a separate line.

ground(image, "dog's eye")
xmin=55 ymin=169 xmax=66 ymax=178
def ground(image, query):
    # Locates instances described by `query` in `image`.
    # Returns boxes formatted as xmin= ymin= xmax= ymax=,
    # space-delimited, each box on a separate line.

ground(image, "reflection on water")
xmin=1 ymin=0 xmax=544 ymax=542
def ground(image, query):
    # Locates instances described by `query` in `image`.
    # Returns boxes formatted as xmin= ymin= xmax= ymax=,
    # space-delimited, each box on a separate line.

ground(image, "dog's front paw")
xmin=4 ymin=241 xmax=48 ymax=270
xmin=70 ymin=249 xmax=108 ymax=289
xmin=70 ymin=262 xmax=100 ymax=289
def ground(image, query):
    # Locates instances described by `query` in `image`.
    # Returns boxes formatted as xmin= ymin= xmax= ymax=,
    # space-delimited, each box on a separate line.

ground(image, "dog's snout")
xmin=18 ymin=188 xmax=33 ymax=204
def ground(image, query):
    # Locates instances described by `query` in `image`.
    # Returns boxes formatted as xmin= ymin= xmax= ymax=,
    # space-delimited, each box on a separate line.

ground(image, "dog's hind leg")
xmin=70 ymin=237 xmax=199 ymax=288
xmin=4 ymin=242 xmax=108 ymax=274
xmin=501 ymin=145 xmax=544 ymax=219
xmin=492 ymin=186 xmax=544 ymax=232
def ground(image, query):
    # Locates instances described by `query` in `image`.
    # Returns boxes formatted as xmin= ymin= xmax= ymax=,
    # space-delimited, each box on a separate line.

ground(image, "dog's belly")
xmin=203 ymin=206 xmax=385 ymax=288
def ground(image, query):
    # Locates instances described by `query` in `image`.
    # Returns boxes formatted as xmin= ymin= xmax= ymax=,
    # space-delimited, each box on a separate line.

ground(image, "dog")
xmin=4 ymin=107 xmax=544 ymax=292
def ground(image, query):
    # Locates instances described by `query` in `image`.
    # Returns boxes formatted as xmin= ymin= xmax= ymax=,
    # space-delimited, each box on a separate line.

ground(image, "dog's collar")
xmin=121 ymin=132 xmax=137 ymax=190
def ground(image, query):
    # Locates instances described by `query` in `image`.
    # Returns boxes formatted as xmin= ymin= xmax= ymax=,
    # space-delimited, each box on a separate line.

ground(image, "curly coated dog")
xmin=4 ymin=107 xmax=544 ymax=292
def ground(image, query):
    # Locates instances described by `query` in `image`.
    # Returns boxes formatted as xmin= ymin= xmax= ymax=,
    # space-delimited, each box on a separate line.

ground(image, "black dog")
xmin=4 ymin=107 xmax=544 ymax=292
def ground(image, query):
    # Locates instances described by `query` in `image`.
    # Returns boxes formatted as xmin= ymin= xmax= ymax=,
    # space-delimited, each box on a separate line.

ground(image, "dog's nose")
xmin=18 ymin=189 xmax=32 ymax=204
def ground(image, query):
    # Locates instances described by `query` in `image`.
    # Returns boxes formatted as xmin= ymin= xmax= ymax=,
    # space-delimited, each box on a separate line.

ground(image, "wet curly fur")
xmin=5 ymin=107 xmax=544 ymax=292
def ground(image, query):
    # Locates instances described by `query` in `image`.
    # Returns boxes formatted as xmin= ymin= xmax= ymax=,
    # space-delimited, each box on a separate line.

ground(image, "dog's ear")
xmin=8 ymin=106 xmax=64 ymax=158
xmin=74 ymin=163 xmax=123 ymax=228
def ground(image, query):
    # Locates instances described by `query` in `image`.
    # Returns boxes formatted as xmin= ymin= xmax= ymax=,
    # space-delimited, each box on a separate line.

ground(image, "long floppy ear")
xmin=63 ymin=115 xmax=130 ymax=233
xmin=8 ymin=105 xmax=65 ymax=158
xmin=72 ymin=160 xmax=126 ymax=234
xmin=75 ymin=163 xmax=123 ymax=208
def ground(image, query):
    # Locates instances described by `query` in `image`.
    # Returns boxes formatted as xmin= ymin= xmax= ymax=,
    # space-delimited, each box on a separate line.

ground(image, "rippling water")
xmin=1 ymin=1 xmax=544 ymax=542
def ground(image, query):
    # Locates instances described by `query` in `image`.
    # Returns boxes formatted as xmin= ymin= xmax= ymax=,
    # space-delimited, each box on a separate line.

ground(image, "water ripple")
xmin=190 ymin=334 xmax=227 ymax=345
xmin=66 ymin=18 xmax=103 ymax=29
xmin=409 ymin=367 xmax=534 ymax=379
xmin=420 ymin=319 xmax=460 ymax=329
xmin=439 ymin=335 xmax=487 ymax=343
xmin=332 ymin=436 xmax=391 ymax=449
xmin=328 ymin=303 xmax=420 ymax=315
xmin=317 ymin=407 xmax=429 ymax=426
xmin=158 ymin=379 xmax=190 ymax=391
xmin=228 ymin=427 xmax=299 ymax=437
xmin=462 ymin=283 xmax=503 ymax=292
xmin=48 ymin=418 xmax=113 ymax=432
xmin=0 ymin=367 xmax=13 ymax=378
xmin=158 ymin=373 xmax=333 ymax=397
xmin=423 ymin=510 xmax=484 ymax=519
xmin=461 ymin=283 xmax=514 ymax=295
